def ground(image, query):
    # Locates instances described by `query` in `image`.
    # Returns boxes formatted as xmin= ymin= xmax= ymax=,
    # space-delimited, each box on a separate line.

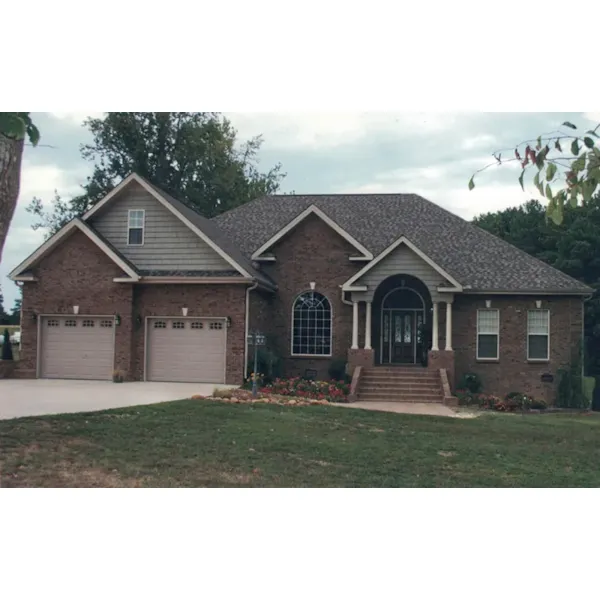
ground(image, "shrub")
xmin=2 ymin=329 xmax=14 ymax=361
xmin=112 ymin=369 xmax=125 ymax=383
xmin=530 ymin=398 xmax=548 ymax=410
xmin=556 ymin=356 xmax=589 ymax=409
xmin=455 ymin=389 xmax=474 ymax=406
xmin=261 ymin=377 xmax=350 ymax=403
xmin=457 ymin=372 xmax=482 ymax=394
xmin=328 ymin=358 xmax=347 ymax=382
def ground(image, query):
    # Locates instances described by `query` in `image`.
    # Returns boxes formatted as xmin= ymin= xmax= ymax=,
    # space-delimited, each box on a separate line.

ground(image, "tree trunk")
xmin=0 ymin=132 xmax=24 ymax=267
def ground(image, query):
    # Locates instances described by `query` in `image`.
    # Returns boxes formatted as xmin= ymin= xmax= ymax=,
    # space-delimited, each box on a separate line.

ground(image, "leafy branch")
xmin=0 ymin=112 xmax=40 ymax=146
xmin=469 ymin=120 xmax=600 ymax=225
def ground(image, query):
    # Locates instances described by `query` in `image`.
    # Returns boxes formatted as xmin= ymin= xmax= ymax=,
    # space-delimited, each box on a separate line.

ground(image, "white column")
xmin=365 ymin=302 xmax=372 ymax=350
xmin=352 ymin=301 xmax=359 ymax=349
xmin=445 ymin=302 xmax=453 ymax=351
xmin=432 ymin=302 xmax=439 ymax=351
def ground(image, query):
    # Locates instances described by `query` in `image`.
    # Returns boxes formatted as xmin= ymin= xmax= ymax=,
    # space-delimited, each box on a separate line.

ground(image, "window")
xmin=153 ymin=321 xmax=166 ymax=329
xmin=292 ymin=291 xmax=332 ymax=356
xmin=528 ymin=310 xmax=550 ymax=361
xmin=82 ymin=319 xmax=95 ymax=327
xmin=172 ymin=321 xmax=185 ymax=329
xmin=477 ymin=309 xmax=499 ymax=360
xmin=127 ymin=209 xmax=145 ymax=245
xmin=47 ymin=319 xmax=59 ymax=327
xmin=100 ymin=320 xmax=113 ymax=328
xmin=65 ymin=320 xmax=77 ymax=327
xmin=209 ymin=322 xmax=223 ymax=330
xmin=191 ymin=321 xmax=204 ymax=330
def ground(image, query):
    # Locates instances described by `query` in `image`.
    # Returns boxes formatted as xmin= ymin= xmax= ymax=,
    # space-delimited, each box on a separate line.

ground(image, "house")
xmin=9 ymin=173 xmax=593 ymax=404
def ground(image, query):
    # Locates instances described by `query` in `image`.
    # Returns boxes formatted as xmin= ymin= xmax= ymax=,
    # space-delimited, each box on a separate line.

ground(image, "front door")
xmin=391 ymin=310 xmax=415 ymax=364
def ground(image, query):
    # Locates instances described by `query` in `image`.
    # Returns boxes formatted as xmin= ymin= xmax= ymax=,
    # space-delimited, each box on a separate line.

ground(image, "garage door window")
xmin=83 ymin=319 xmax=95 ymax=327
xmin=210 ymin=322 xmax=223 ymax=330
xmin=191 ymin=321 xmax=204 ymax=329
xmin=100 ymin=320 xmax=113 ymax=328
xmin=172 ymin=321 xmax=185 ymax=329
xmin=65 ymin=320 xmax=77 ymax=327
xmin=47 ymin=319 xmax=59 ymax=327
xmin=154 ymin=321 xmax=166 ymax=329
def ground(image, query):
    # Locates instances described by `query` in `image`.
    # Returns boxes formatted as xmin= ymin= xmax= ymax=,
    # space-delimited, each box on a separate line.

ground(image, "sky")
xmin=2 ymin=111 xmax=599 ymax=311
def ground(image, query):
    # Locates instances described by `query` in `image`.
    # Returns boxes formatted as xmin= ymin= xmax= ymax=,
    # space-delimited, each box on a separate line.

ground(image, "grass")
xmin=1 ymin=400 xmax=600 ymax=487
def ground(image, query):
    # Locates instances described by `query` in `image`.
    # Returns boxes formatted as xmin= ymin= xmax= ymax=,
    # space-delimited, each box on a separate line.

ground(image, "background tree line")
xmin=474 ymin=193 xmax=600 ymax=376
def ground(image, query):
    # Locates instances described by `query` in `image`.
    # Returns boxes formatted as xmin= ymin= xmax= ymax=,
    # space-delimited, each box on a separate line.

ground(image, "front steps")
xmin=357 ymin=366 xmax=444 ymax=403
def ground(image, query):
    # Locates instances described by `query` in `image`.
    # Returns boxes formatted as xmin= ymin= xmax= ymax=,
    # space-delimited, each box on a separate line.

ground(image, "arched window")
xmin=292 ymin=291 xmax=332 ymax=356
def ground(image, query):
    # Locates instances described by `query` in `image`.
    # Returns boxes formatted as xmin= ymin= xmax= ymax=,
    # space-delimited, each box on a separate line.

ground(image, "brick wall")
xmin=132 ymin=284 xmax=247 ymax=384
xmin=260 ymin=214 xmax=359 ymax=381
xmin=453 ymin=295 xmax=583 ymax=403
xmin=20 ymin=230 xmax=134 ymax=378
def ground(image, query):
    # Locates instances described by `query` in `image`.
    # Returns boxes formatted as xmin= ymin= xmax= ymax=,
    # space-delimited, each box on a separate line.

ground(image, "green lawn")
xmin=1 ymin=400 xmax=600 ymax=487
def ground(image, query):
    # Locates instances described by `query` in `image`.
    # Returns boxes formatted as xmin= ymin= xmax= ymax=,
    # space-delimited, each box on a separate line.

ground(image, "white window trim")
xmin=527 ymin=309 xmax=550 ymax=362
xmin=127 ymin=209 xmax=145 ymax=246
xmin=290 ymin=291 xmax=333 ymax=358
xmin=476 ymin=308 xmax=500 ymax=361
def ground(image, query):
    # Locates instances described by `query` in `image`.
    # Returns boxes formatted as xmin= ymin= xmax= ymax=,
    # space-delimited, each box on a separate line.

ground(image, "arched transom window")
xmin=292 ymin=291 xmax=332 ymax=356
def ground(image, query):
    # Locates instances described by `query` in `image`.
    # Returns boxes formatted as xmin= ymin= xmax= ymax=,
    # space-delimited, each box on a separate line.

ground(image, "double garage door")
xmin=146 ymin=318 xmax=227 ymax=383
xmin=40 ymin=316 xmax=115 ymax=380
xmin=39 ymin=316 xmax=227 ymax=383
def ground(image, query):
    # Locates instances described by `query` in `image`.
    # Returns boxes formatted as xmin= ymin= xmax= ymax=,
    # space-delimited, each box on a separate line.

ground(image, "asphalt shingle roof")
xmin=213 ymin=194 xmax=593 ymax=294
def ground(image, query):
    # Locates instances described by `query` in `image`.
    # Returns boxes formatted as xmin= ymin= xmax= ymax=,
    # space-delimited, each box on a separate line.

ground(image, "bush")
xmin=261 ymin=377 xmax=350 ymax=403
xmin=246 ymin=346 xmax=281 ymax=385
xmin=1 ymin=329 xmax=13 ymax=361
xmin=456 ymin=390 xmax=544 ymax=412
xmin=457 ymin=372 xmax=482 ymax=394
xmin=328 ymin=358 xmax=347 ymax=381
xmin=556 ymin=356 xmax=589 ymax=409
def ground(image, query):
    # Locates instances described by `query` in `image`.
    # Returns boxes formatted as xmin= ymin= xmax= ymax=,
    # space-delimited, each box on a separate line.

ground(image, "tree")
xmin=474 ymin=193 xmax=600 ymax=376
xmin=469 ymin=120 xmax=600 ymax=225
xmin=0 ymin=284 xmax=8 ymax=324
xmin=1 ymin=328 xmax=13 ymax=361
xmin=10 ymin=294 xmax=22 ymax=326
xmin=27 ymin=113 xmax=285 ymax=235
xmin=0 ymin=113 xmax=40 ymax=263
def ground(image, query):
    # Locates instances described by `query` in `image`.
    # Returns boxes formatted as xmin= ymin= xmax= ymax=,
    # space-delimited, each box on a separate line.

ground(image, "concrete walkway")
xmin=0 ymin=379 xmax=234 ymax=420
xmin=338 ymin=401 xmax=458 ymax=417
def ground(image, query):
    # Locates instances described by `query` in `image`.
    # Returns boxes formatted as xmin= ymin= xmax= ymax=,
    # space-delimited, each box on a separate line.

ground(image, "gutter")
xmin=244 ymin=282 xmax=259 ymax=379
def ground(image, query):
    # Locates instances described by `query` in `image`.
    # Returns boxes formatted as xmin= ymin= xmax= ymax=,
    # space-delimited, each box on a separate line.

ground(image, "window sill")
xmin=290 ymin=354 xmax=332 ymax=359
xmin=527 ymin=359 xmax=550 ymax=364
xmin=476 ymin=358 xmax=499 ymax=363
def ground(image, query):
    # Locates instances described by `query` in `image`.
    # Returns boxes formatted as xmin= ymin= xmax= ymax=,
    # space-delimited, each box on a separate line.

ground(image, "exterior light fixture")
xmin=182 ymin=307 xmax=189 ymax=317
xmin=115 ymin=314 xmax=121 ymax=326
xmin=226 ymin=316 xmax=232 ymax=328
xmin=32 ymin=312 xmax=37 ymax=323
xmin=73 ymin=305 xmax=80 ymax=315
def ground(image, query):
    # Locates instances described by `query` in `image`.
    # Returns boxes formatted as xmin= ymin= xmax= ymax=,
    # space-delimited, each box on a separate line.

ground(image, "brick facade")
xmin=19 ymin=231 xmax=134 ymax=378
xmin=16 ymin=223 xmax=585 ymax=402
xmin=453 ymin=295 xmax=584 ymax=403
xmin=257 ymin=213 xmax=358 ymax=381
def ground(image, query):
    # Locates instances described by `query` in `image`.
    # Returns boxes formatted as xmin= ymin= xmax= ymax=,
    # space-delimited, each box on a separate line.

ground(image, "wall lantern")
xmin=485 ymin=300 xmax=492 ymax=309
xmin=115 ymin=314 xmax=121 ymax=326
xmin=310 ymin=282 xmax=316 ymax=291
xmin=136 ymin=315 xmax=143 ymax=327
xmin=535 ymin=300 xmax=542 ymax=309
xmin=73 ymin=305 xmax=80 ymax=315
xmin=32 ymin=312 xmax=38 ymax=323
xmin=226 ymin=316 xmax=232 ymax=328
xmin=182 ymin=306 xmax=189 ymax=317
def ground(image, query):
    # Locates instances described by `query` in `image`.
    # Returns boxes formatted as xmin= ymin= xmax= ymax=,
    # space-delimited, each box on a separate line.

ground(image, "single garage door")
xmin=146 ymin=317 xmax=227 ymax=383
xmin=40 ymin=316 xmax=115 ymax=380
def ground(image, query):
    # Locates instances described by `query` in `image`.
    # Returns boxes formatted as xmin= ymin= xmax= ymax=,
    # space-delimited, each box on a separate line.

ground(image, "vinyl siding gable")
xmin=89 ymin=182 xmax=232 ymax=271
xmin=355 ymin=244 xmax=452 ymax=301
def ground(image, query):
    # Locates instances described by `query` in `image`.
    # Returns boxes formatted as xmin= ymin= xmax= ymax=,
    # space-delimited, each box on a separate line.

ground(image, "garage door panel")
xmin=147 ymin=318 xmax=226 ymax=383
xmin=40 ymin=317 xmax=114 ymax=380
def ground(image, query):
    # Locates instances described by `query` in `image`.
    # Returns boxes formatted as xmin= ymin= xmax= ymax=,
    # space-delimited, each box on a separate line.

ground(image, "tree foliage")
xmin=27 ymin=112 xmax=285 ymax=236
xmin=0 ymin=113 xmax=40 ymax=146
xmin=474 ymin=195 xmax=600 ymax=375
xmin=469 ymin=120 xmax=600 ymax=225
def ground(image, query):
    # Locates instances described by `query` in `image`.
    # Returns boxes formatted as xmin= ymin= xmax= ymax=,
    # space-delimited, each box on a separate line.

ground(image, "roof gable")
xmin=343 ymin=236 xmax=462 ymax=291
xmin=9 ymin=219 xmax=140 ymax=281
xmin=251 ymin=204 xmax=373 ymax=261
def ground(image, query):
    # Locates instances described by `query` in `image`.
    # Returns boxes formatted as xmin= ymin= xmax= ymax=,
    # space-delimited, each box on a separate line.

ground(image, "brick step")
xmin=364 ymin=368 xmax=429 ymax=374
xmin=357 ymin=393 xmax=444 ymax=403
xmin=360 ymin=384 xmax=442 ymax=393
xmin=361 ymin=375 xmax=440 ymax=384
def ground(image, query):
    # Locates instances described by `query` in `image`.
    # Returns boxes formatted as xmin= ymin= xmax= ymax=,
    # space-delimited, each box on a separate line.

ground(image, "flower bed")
xmin=192 ymin=387 xmax=331 ymax=407
xmin=455 ymin=390 xmax=548 ymax=412
xmin=260 ymin=377 xmax=350 ymax=403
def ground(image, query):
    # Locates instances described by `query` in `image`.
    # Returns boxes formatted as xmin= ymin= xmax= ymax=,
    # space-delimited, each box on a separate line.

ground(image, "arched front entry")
xmin=373 ymin=275 xmax=432 ymax=365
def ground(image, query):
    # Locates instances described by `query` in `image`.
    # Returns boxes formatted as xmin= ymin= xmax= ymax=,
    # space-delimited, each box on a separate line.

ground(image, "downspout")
xmin=244 ymin=282 xmax=259 ymax=380
xmin=340 ymin=286 xmax=353 ymax=306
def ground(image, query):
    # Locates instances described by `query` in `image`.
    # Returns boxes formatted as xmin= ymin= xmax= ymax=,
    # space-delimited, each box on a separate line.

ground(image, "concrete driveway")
xmin=0 ymin=379 xmax=232 ymax=420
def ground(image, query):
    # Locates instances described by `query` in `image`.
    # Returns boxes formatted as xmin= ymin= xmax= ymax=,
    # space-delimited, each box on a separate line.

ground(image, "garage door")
xmin=40 ymin=316 xmax=115 ymax=380
xmin=146 ymin=318 xmax=227 ymax=383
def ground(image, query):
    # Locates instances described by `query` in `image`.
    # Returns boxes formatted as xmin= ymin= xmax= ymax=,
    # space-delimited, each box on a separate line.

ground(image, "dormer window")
xmin=128 ymin=209 xmax=145 ymax=245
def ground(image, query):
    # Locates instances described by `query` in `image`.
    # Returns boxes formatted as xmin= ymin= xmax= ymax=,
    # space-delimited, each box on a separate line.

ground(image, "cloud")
xmin=50 ymin=112 xmax=105 ymax=125
xmin=583 ymin=112 xmax=600 ymax=123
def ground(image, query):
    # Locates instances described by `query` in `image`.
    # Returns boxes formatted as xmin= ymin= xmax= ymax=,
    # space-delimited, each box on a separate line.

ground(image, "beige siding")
xmin=354 ymin=244 xmax=451 ymax=302
xmin=90 ymin=182 xmax=232 ymax=271
xmin=146 ymin=318 xmax=227 ymax=383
